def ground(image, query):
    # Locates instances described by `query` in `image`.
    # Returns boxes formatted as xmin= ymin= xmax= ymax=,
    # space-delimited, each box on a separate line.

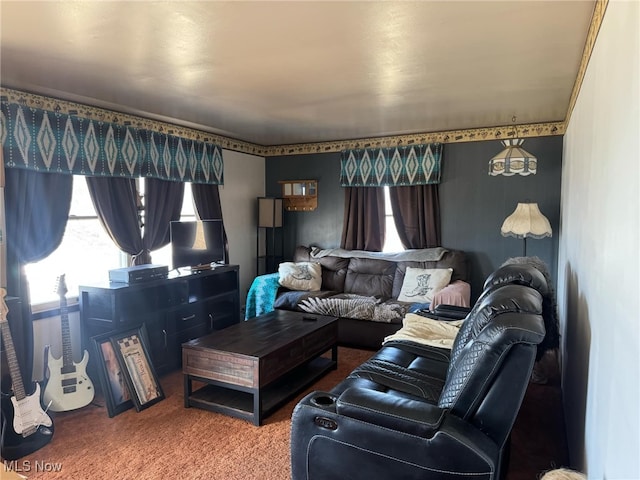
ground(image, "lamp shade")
xmin=489 ymin=139 xmax=537 ymax=176
xmin=501 ymin=203 xmax=552 ymax=239
xmin=258 ymin=197 xmax=283 ymax=227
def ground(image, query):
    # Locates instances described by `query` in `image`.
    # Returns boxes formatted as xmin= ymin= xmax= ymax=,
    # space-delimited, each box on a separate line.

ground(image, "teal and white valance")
xmin=1 ymin=89 xmax=223 ymax=184
xmin=340 ymin=143 xmax=442 ymax=187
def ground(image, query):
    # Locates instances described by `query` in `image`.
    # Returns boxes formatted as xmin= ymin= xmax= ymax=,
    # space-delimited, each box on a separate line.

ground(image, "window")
xmin=383 ymin=186 xmax=403 ymax=253
xmin=24 ymin=177 xmax=127 ymax=305
xmin=24 ymin=178 xmax=195 ymax=305
xmin=147 ymin=182 xmax=196 ymax=267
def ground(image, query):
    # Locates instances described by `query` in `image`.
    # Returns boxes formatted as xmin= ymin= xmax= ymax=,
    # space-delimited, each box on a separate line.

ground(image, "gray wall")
xmin=440 ymin=136 xmax=562 ymax=300
xmin=265 ymin=153 xmax=343 ymax=253
xmin=266 ymin=135 xmax=562 ymax=301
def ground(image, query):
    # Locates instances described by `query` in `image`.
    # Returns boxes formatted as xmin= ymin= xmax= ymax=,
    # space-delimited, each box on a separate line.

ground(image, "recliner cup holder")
xmin=311 ymin=395 xmax=336 ymax=407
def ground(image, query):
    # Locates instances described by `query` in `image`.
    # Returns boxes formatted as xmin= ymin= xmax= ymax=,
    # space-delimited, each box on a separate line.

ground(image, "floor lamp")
xmin=501 ymin=202 xmax=552 ymax=256
xmin=257 ymin=197 xmax=283 ymax=274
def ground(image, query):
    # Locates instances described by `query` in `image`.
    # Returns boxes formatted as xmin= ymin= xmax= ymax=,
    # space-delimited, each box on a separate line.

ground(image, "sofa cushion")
xmin=278 ymin=262 xmax=322 ymax=291
xmin=392 ymin=249 xmax=468 ymax=298
xmin=316 ymin=256 xmax=350 ymax=292
xmin=344 ymin=257 xmax=396 ymax=298
xmin=397 ymin=267 xmax=453 ymax=303
xmin=292 ymin=245 xmax=313 ymax=261
xmin=299 ymin=294 xmax=379 ymax=320
xmin=293 ymin=246 xmax=350 ymax=292
xmin=298 ymin=294 xmax=409 ymax=324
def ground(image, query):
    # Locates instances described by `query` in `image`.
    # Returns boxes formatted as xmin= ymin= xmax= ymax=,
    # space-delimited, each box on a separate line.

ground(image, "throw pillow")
xmin=397 ymin=267 xmax=453 ymax=303
xmin=278 ymin=262 xmax=322 ymax=291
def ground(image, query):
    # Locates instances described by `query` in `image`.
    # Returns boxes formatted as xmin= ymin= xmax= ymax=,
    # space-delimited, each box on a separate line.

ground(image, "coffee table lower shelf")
xmin=184 ymin=355 xmax=337 ymax=425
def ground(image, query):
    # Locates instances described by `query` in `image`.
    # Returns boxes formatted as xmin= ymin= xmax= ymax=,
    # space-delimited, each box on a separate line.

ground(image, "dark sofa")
xmin=274 ymin=246 xmax=470 ymax=350
xmin=290 ymin=263 xmax=548 ymax=480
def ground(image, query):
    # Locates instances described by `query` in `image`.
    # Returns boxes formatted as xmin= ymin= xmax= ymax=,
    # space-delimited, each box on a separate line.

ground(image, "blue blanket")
xmin=245 ymin=273 xmax=281 ymax=320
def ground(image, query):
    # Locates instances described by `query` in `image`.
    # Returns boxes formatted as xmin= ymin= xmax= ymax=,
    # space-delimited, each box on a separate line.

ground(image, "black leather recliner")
xmin=427 ymin=262 xmax=549 ymax=319
xmin=290 ymin=269 xmax=546 ymax=480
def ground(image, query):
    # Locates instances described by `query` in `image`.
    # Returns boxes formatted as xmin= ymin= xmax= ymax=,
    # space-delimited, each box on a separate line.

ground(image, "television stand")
xmin=79 ymin=265 xmax=240 ymax=376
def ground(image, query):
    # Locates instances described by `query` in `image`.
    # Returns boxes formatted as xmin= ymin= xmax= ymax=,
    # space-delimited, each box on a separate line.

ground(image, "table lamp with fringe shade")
xmin=501 ymin=202 xmax=552 ymax=256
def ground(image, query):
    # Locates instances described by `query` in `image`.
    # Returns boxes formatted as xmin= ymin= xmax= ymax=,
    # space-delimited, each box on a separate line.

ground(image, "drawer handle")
xmin=162 ymin=329 xmax=167 ymax=348
xmin=209 ymin=313 xmax=214 ymax=330
xmin=181 ymin=314 xmax=196 ymax=322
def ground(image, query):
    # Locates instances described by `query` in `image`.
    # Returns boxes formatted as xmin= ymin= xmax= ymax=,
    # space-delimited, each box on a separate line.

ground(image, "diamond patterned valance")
xmin=340 ymin=143 xmax=442 ymax=187
xmin=1 ymin=90 xmax=223 ymax=184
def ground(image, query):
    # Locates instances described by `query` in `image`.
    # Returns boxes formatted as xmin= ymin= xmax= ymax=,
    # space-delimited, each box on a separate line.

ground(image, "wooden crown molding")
xmin=564 ymin=0 xmax=608 ymax=127
xmin=262 ymin=122 xmax=565 ymax=156
xmin=0 ymin=86 xmax=265 ymax=155
xmin=0 ymin=85 xmax=563 ymax=158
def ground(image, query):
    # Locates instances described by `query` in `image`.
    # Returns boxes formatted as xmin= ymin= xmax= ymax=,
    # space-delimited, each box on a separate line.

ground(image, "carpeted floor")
xmin=3 ymin=347 xmax=568 ymax=479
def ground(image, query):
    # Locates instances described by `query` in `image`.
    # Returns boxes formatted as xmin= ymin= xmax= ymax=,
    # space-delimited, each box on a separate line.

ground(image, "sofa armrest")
xmin=245 ymin=272 xmax=281 ymax=319
xmin=431 ymin=279 xmax=471 ymax=310
xmin=336 ymin=387 xmax=445 ymax=437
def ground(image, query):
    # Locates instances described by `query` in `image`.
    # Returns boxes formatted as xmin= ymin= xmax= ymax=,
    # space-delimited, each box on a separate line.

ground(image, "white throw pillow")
xmin=397 ymin=267 xmax=453 ymax=303
xmin=278 ymin=262 xmax=322 ymax=291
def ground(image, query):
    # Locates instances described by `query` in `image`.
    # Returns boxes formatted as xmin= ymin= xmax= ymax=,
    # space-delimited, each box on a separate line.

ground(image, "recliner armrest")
xmin=432 ymin=304 xmax=471 ymax=319
xmin=291 ymin=390 xmax=499 ymax=480
xmin=336 ymin=387 xmax=445 ymax=437
xmin=413 ymin=304 xmax=470 ymax=321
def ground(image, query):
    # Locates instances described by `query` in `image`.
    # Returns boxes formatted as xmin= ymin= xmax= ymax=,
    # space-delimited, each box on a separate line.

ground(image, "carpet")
xmin=4 ymin=348 xmax=373 ymax=480
xmin=2 ymin=347 xmax=567 ymax=479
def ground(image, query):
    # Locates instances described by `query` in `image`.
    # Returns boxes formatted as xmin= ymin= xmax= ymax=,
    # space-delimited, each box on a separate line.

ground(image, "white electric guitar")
xmin=42 ymin=275 xmax=95 ymax=411
xmin=0 ymin=288 xmax=53 ymax=448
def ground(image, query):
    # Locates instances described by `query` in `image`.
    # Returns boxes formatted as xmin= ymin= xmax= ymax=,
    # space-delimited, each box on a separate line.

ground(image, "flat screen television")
xmin=170 ymin=220 xmax=225 ymax=270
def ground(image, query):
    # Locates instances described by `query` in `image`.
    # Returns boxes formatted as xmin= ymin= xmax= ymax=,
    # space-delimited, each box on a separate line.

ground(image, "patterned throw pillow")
xmin=397 ymin=267 xmax=453 ymax=303
xmin=278 ymin=262 xmax=322 ymax=291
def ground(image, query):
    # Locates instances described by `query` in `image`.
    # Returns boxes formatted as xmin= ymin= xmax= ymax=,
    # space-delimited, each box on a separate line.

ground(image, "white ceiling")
xmin=0 ymin=1 xmax=596 ymax=147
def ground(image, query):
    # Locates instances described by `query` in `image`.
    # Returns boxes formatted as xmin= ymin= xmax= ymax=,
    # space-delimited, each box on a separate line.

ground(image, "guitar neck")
xmin=0 ymin=320 xmax=27 ymax=401
xmin=59 ymin=297 xmax=74 ymax=367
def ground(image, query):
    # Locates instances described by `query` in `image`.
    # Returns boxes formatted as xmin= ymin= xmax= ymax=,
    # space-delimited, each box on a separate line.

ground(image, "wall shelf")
xmin=278 ymin=180 xmax=318 ymax=211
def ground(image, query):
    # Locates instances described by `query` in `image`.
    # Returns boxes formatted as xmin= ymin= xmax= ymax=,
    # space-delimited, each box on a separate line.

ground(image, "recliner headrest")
xmin=483 ymin=264 xmax=548 ymax=296
xmin=469 ymin=284 xmax=543 ymax=337
xmin=448 ymin=284 xmax=543 ymax=368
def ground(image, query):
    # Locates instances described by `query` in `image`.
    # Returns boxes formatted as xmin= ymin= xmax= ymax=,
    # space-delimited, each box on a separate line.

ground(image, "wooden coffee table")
xmin=182 ymin=310 xmax=338 ymax=425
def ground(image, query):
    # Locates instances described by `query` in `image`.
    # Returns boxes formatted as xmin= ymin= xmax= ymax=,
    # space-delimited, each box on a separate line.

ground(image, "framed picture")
xmin=110 ymin=325 xmax=165 ymax=412
xmin=91 ymin=332 xmax=134 ymax=418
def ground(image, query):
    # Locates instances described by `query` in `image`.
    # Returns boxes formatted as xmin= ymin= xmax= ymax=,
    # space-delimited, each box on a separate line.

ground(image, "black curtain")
xmin=340 ymin=187 xmax=385 ymax=251
xmin=142 ymin=178 xmax=184 ymax=265
xmin=191 ymin=183 xmax=229 ymax=264
xmin=4 ymin=169 xmax=72 ymax=384
xmin=388 ymin=185 xmax=441 ymax=248
xmin=85 ymin=176 xmax=144 ymax=264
